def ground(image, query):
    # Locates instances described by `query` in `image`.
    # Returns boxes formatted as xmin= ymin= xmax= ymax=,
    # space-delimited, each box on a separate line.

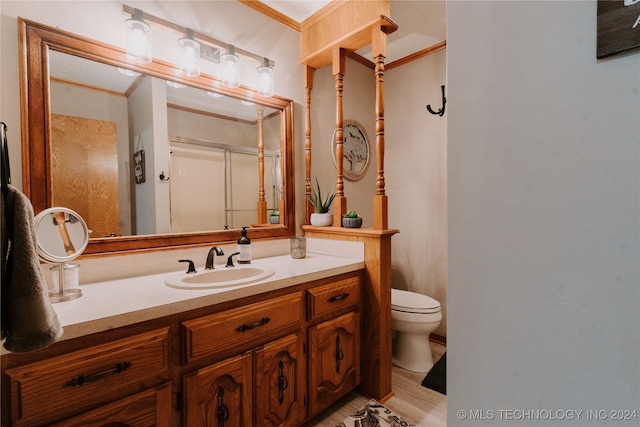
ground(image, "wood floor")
xmin=302 ymin=341 xmax=447 ymax=426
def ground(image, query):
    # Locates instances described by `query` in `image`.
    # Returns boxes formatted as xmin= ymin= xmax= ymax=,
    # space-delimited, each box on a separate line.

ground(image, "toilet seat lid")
xmin=391 ymin=288 xmax=441 ymax=314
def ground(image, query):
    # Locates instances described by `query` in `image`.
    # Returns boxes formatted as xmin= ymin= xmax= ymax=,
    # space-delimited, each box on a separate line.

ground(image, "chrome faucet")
xmin=205 ymin=246 xmax=224 ymax=270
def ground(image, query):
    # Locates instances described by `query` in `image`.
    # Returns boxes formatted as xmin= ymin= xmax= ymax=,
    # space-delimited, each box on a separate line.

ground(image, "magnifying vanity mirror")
xmin=19 ymin=18 xmax=295 ymax=255
xmin=34 ymin=207 xmax=89 ymax=302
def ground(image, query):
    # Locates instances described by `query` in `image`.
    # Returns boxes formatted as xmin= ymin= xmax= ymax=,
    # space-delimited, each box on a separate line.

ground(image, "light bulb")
xmin=179 ymin=30 xmax=200 ymax=78
xmin=257 ymin=58 xmax=274 ymax=97
xmin=118 ymin=68 xmax=141 ymax=77
xmin=125 ymin=11 xmax=151 ymax=64
xmin=167 ymin=81 xmax=186 ymax=89
xmin=221 ymin=45 xmax=240 ymax=89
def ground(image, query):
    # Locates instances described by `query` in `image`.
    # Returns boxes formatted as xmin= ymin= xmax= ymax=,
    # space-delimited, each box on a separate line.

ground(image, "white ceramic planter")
xmin=310 ymin=213 xmax=333 ymax=227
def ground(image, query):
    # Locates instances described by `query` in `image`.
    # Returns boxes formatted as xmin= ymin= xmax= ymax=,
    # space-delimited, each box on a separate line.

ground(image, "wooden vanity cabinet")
xmin=307 ymin=276 xmax=361 ymax=417
xmin=183 ymin=332 xmax=305 ymax=427
xmin=1 ymin=270 xmax=362 ymax=427
xmin=181 ymin=292 xmax=306 ymax=427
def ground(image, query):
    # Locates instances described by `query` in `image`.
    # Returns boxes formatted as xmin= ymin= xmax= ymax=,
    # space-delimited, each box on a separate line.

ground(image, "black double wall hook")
xmin=427 ymin=85 xmax=446 ymax=117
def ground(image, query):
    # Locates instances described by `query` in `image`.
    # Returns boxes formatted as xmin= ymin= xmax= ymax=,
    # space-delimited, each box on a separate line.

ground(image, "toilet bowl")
xmin=391 ymin=288 xmax=442 ymax=373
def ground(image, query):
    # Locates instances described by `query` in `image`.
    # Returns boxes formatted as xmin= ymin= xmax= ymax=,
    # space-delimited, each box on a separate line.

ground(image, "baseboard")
xmin=430 ymin=333 xmax=447 ymax=346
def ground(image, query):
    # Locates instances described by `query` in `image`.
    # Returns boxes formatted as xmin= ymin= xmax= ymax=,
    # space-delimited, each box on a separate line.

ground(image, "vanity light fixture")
xmin=122 ymin=5 xmax=275 ymax=94
xmin=257 ymin=57 xmax=274 ymax=97
xmin=125 ymin=8 xmax=152 ymax=64
xmin=221 ymin=44 xmax=240 ymax=89
xmin=178 ymin=29 xmax=200 ymax=78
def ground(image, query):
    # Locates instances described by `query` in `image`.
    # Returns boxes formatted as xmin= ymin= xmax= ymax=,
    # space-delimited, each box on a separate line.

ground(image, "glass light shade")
xmin=125 ymin=18 xmax=151 ymax=64
xmin=257 ymin=60 xmax=274 ymax=97
xmin=166 ymin=81 xmax=186 ymax=89
xmin=179 ymin=34 xmax=200 ymax=78
xmin=118 ymin=67 xmax=141 ymax=77
xmin=221 ymin=47 xmax=240 ymax=89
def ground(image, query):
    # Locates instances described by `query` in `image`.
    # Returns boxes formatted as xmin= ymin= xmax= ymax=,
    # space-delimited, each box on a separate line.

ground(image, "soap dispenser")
xmin=237 ymin=226 xmax=251 ymax=264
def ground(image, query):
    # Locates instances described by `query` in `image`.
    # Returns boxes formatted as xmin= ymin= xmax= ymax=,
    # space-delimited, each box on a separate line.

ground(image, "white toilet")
xmin=391 ymin=288 xmax=442 ymax=373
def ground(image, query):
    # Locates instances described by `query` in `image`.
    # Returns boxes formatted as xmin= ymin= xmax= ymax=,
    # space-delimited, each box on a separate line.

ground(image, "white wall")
xmin=447 ymin=1 xmax=639 ymax=424
xmin=386 ymin=48 xmax=448 ymax=335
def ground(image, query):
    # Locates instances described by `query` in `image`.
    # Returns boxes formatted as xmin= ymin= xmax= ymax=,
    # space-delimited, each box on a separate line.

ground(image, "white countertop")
xmin=43 ymin=238 xmax=365 ymax=343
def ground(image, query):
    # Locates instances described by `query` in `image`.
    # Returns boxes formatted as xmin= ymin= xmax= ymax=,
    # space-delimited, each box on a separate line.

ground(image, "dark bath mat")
xmin=421 ymin=352 xmax=446 ymax=395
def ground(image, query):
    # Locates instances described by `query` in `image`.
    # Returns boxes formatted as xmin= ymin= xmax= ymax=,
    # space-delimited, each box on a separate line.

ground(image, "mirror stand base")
xmin=49 ymin=288 xmax=82 ymax=303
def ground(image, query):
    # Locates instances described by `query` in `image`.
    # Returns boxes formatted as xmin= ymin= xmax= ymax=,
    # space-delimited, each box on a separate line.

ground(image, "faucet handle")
xmin=226 ymin=252 xmax=240 ymax=268
xmin=179 ymin=259 xmax=197 ymax=274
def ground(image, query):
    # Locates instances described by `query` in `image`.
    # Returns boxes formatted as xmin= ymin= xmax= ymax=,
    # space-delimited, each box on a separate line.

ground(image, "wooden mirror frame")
xmin=18 ymin=18 xmax=295 ymax=255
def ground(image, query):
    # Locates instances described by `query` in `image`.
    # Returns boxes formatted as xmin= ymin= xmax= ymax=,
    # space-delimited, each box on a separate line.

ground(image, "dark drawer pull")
xmin=65 ymin=362 xmax=132 ymax=387
xmin=328 ymin=292 xmax=350 ymax=303
xmin=235 ymin=317 xmax=271 ymax=333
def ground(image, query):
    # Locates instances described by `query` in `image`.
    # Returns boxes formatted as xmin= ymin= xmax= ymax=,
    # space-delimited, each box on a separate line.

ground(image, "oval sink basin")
xmin=165 ymin=266 xmax=275 ymax=289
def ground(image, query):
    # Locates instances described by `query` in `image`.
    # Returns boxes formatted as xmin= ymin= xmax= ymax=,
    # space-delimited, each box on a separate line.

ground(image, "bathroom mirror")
xmin=33 ymin=207 xmax=89 ymax=263
xmin=19 ymin=18 xmax=295 ymax=255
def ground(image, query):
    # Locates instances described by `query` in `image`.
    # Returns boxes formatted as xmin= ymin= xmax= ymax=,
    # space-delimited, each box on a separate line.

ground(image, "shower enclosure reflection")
xmin=168 ymin=137 xmax=281 ymax=233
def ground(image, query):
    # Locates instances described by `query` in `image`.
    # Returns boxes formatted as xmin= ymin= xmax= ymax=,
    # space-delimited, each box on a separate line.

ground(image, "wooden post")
xmin=256 ymin=105 xmax=267 ymax=223
xmin=372 ymin=27 xmax=388 ymax=230
xmin=304 ymin=66 xmax=314 ymax=224
xmin=333 ymin=48 xmax=347 ymax=225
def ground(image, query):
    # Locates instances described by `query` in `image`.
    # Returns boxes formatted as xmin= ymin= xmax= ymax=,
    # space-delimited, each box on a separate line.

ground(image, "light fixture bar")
xmin=122 ymin=4 xmax=275 ymax=68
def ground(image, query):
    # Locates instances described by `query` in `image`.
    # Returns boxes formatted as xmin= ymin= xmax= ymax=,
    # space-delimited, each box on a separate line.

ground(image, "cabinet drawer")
xmin=183 ymin=292 xmax=303 ymax=363
xmin=49 ymin=382 xmax=171 ymax=427
xmin=307 ymin=276 xmax=360 ymax=321
xmin=4 ymin=328 xmax=169 ymax=426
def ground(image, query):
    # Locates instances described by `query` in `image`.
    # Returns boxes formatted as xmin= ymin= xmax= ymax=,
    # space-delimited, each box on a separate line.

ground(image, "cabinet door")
xmin=308 ymin=311 xmax=361 ymax=417
xmin=49 ymin=383 xmax=171 ymax=427
xmin=254 ymin=333 xmax=306 ymax=427
xmin=183 ymin=352 xmax=253 ymax=427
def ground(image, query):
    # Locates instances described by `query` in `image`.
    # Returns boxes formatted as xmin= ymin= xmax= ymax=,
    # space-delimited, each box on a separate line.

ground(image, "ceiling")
xmin=260 ymin=0 xmax=332 ymax=22
xmin=259 ymin=0 xmax=446 ymax=64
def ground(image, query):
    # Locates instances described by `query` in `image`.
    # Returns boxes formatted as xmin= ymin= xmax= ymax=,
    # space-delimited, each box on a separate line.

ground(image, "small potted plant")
xmin=341 ymin=210 xmax=362 ymax=228
xmin=310 ymin=177 xmax=335 ymax=226
xmin=268 ymin=210 xmax=280 ymax=224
